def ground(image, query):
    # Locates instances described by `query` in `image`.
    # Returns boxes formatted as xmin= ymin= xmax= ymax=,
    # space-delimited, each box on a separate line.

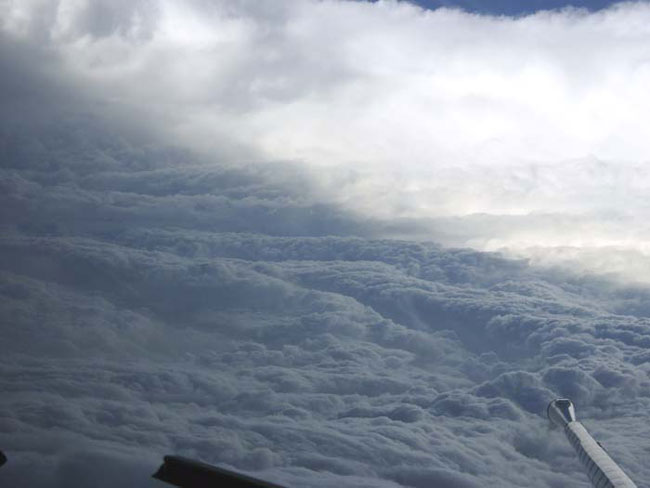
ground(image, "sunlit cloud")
xmin=2 ymin=0 xmax=650 ymax=280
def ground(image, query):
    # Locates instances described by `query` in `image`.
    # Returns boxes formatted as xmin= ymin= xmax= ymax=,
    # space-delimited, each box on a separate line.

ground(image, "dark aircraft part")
xmin=153 ymin=455 xmax=286 ymax=488
xmin=0 ymin=450 xmax=6 ymax=468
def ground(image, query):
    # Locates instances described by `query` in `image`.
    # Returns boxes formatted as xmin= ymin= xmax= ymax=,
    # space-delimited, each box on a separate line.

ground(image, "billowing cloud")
xmin=3 ymin=0 xmax=650 ymax=280
xmin=1 ymin=1 xmax=650 ymax=488
xmin=5 ymin=0 xmax=650 ymax=161
xmin=2 ymin=108 xmax=650 ymax=486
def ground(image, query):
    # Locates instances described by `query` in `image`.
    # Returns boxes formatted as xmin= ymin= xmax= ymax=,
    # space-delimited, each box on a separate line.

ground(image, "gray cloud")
xmin=2 ymin=127 xmax=650 ymax=485
xmin=2 ymin=2 xmax=650 ymax=488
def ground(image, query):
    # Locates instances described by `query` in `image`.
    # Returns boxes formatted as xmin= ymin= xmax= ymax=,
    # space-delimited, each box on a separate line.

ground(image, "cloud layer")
xmin=1 ymin=84 xmax=650 ymax=488
xmin=3 ymin=0 xmax=650 ymax=280
xmin=2 ymin=1 xmax=650 ymax=487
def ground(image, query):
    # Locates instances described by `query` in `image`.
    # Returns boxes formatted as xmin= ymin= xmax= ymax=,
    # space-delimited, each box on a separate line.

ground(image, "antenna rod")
xmin=547 ymin=399 xmax=637 ymax=488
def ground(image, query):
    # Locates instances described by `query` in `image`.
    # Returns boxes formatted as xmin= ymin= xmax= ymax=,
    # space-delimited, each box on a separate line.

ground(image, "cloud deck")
xmin=1 ymin=1 xmax=650 ymax=487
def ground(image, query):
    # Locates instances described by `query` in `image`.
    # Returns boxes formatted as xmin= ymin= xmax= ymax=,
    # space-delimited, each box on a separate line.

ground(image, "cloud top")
xmin=0 ymin=63 xmax=649 ymax=488
xmin=4 ymin=0 xmax=650 ymax=281
xmin=4 ymin=0 xmax=650 ymax=165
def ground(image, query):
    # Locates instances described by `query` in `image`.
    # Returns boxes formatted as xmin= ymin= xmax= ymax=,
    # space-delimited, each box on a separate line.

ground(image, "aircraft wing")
xmin=152 ymin=455 xmax=287 ymax=488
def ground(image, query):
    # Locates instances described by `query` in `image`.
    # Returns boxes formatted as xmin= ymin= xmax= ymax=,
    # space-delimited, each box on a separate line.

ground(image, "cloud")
xmin=4 ymin=0 xmax=650 ymax=280
xmin=7 ymin=0 xmax=650 ymax=165
xmin=2 ymin=1 xmax=650 ymax=488
xmin=3 ymin=169 xmax=650 ymax=486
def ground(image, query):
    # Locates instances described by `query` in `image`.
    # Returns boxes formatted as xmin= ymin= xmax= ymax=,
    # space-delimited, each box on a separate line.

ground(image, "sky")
xmin=410 ymin=0 xmax=619 ymax=15
xmin=1 ymin=1 xmax=650 ymax=487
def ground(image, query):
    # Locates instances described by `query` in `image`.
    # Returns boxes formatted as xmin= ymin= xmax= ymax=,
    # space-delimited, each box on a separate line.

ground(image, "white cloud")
xmin=4 ymin=0 xmax=650 ymax=163
xmin=3 ymin=0 xmax=650 ymax=280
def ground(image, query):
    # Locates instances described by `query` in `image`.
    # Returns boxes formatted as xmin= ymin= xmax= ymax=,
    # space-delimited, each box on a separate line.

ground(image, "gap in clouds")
xmin=409 ymin=0 xmax=619 ymax=16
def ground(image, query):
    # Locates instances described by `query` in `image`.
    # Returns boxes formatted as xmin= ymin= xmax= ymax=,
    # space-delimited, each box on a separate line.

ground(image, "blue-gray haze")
xmin=1 ymin=2 xmax=650 ymax=488
xmin=410 ymin=0 xmax=617 ymax=15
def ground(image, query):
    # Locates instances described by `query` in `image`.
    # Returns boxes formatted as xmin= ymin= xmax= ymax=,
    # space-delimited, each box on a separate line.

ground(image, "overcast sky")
xmin=1 ymin=1 xmax=650 ymax=487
